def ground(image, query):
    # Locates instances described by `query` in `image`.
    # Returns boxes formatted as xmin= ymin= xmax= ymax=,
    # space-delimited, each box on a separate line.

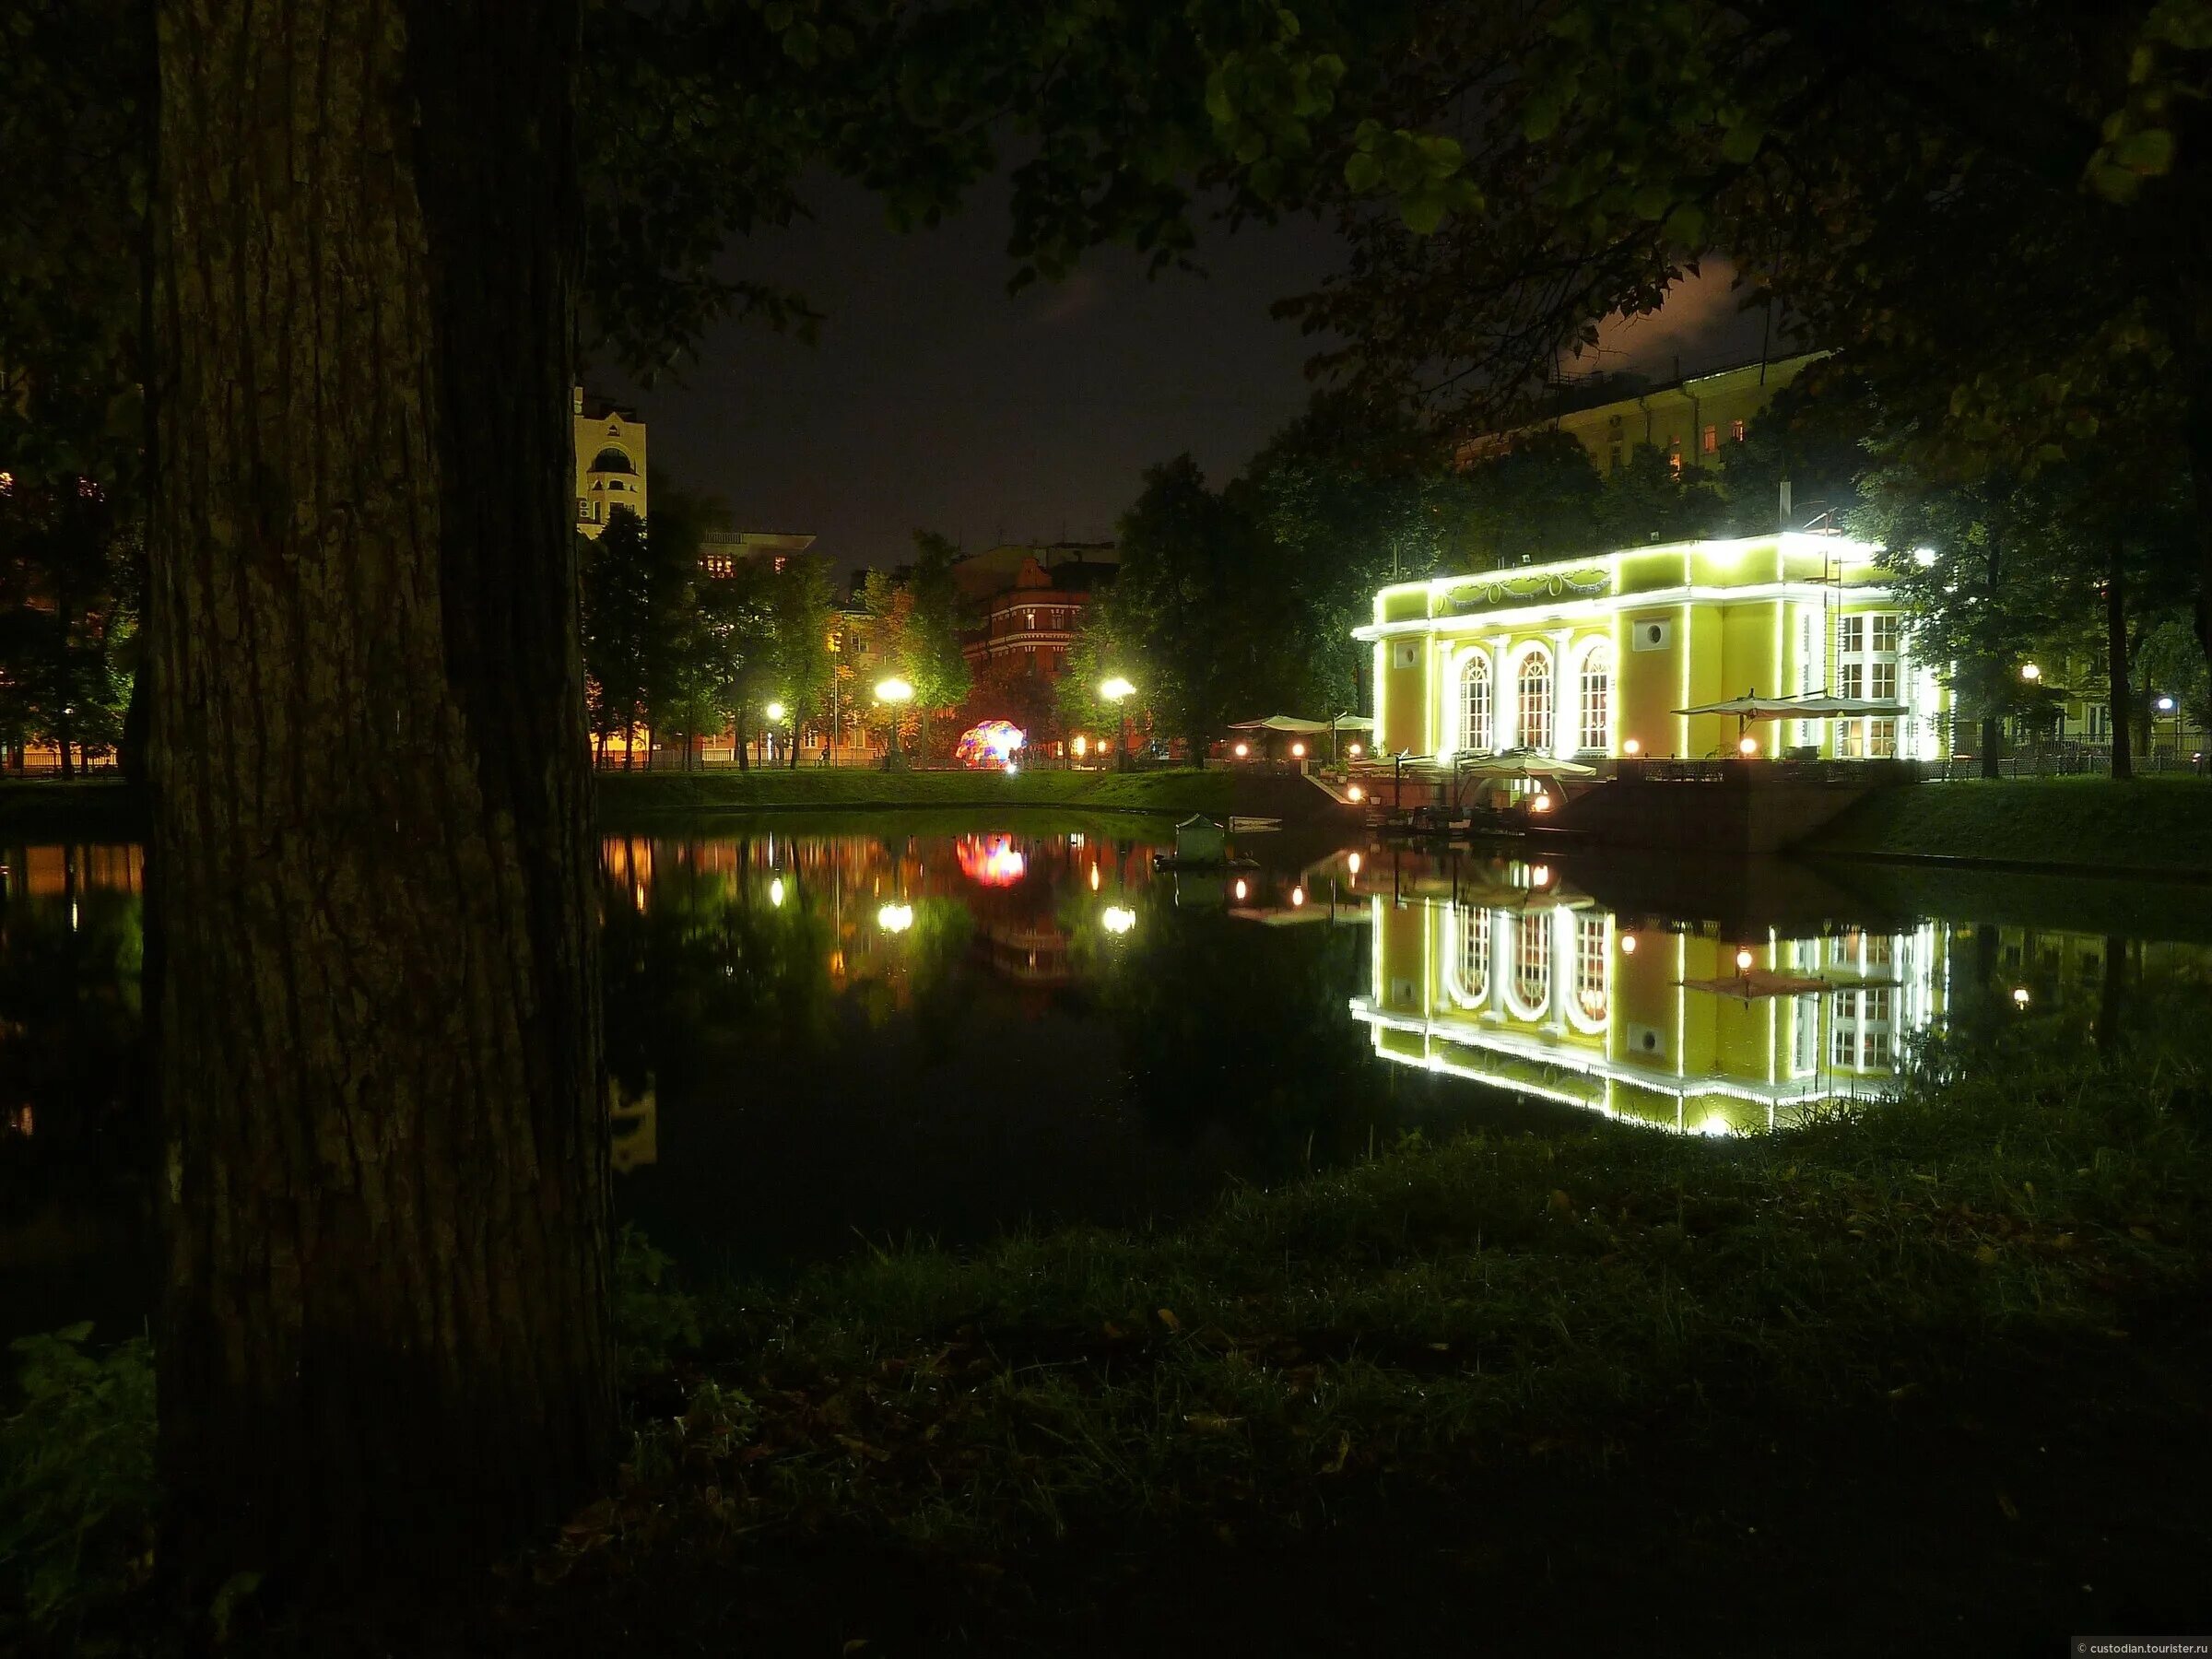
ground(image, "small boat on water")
xmin=1152 ymin=814 xmax=1260 ymax=871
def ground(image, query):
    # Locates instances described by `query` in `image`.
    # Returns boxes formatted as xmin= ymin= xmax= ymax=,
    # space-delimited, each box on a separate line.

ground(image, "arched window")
xmin=1518 ymin=650 xmax=1553 ymax=754
xmin=589 ymin=446 xmax=636 ymax=476
xmin=1574 ymin=914 xmax=1608 ymax=1021
xmin=1578 ymin=643 xmax=1612 ymax=753
xmin=1451 ymin=909 xmax=1489 ymax=1007
xmin=1462 ymin=656 xmax=1493 ymax=753
xmin=1515 ymin=915 xmax=1550 ymax=1014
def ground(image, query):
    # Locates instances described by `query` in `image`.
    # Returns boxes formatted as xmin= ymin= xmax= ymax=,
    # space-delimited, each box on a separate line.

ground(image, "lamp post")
xmin=1100 ymin=676 xmax=1136 ymax=771
xmin=876 ymin=677 xmax=913 ymax=770
xmin=764 ymin=700 xmax=786 ymax=767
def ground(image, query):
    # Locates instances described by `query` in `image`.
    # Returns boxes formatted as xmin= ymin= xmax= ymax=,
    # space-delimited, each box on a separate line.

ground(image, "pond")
xmin=5 ymin=817 xmax=2209 ymax=1345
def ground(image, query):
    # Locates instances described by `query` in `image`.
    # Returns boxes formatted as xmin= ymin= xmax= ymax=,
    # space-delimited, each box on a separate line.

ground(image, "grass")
xmin=1809 ymin=776 xmax=2212 ymax=875
xmin=11 ymin=1041 xmax=2212 ymax=1653
xmin=594 ymin=765 xmax=1244 ymax=818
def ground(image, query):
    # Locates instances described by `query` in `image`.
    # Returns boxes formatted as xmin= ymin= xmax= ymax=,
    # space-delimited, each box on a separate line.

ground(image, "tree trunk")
xmin=2187 ymin=354 xmax=2212 ymax=662
xmin=148 ymin=0 xmax=609 ymax=1582
xmin=2106 ymin=547 xmax=2133 ymax=782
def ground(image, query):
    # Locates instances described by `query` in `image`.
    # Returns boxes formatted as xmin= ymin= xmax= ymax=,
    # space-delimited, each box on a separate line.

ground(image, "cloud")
xmin=1581 ymin=258 xmax=1772 ymax=378
xmin=1028 ymin=270 xmax=1107 ymax=327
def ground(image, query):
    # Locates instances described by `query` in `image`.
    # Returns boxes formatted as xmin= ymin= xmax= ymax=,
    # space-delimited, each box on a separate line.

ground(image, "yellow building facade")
xmin=1543 ymin=352 xmax=1826 ymax=477
xmin=1358 ymin=533 xmax=1947 ymax=763
xmin=574 ymin=387 xmax=646 ymax=535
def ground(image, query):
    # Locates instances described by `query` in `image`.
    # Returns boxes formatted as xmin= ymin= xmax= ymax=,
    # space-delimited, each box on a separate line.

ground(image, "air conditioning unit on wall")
xmin=1392 ymin=641 xmax=1420 ymax=670
xmin=1630 ymin=618 xmax=1673 ymax=653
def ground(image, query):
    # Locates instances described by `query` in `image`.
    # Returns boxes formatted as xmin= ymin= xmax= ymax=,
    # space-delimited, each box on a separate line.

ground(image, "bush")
xmin=0 ymin=1324 xmax=158 ymax=1644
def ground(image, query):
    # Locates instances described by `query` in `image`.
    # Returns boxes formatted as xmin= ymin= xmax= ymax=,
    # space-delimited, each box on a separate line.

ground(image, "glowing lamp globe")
xmin=1737 ymin=736 xmax=1759 ymax=757
xmin=764 ymin=700 xmax=787 ymax=723
xmin=1735 ymin=947 xmax=1755 ymax=971
xmin=1622 ymin=737 xmax=1641 ymax=757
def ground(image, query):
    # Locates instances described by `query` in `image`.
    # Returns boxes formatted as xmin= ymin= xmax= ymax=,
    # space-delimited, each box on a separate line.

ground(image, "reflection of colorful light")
xmin=955 ymin=720 xmax=1027 ymax=769
xmin=1102 ymin=905 xmax=1136 ymax=935
xmin=877 ymin=902 xmax=914 ymax=933
xmin=956 ymin=834 xmax=1029 ymax=888
xmin=1233 ymin=878 xmax=1248 ymax=900
xmin=1089 ymin=863 xmax=1100 ymax=890
xmin=769 ymin=877 xmax=785 ymax=908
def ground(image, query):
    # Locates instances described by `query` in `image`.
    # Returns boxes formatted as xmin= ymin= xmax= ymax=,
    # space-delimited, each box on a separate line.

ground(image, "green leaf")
xmin=55 ymin=1322 xmax=94 ymax=1345
xmin=1661 ymin=203 xmax=1707 ymax=247
xmin=1344 ymin=151 xmax=1382 ymax=192
xmin=1399 ymin=191 xmax=1447 ymax=234
xmin=2112 ymin=126 xmax=2176 ymax=175
xmin=1720 ymin=119 xmax=1764 ymax=164
xmin=1631 ymin=180 xmax=1673 ymax=221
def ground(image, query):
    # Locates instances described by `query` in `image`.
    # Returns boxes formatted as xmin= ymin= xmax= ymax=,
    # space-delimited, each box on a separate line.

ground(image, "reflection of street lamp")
xmin=1100 ymin=676 xmax=1136 ymax=770
xmin=877 ymin=901 xmax=913 ymax=934
xmin=876 ymin=677 xmax=913 ymax=768
xmin=1101 ymin=905 xmax=1136 ymax=935
xmin=2020 ymin=663 xmax=2041 ymax=683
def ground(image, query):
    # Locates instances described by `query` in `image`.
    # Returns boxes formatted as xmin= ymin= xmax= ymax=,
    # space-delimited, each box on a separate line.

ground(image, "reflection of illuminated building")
xmin=1350 ymin=875 xmax=1944 ymax=1134
xmin=955 ymin=833 xmax=1028 ymax=887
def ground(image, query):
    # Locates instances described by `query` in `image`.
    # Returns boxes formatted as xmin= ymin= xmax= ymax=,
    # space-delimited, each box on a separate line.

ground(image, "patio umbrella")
xmin=1454 ymin=750 xmax=1599 ymax=778
xmin=1227 ymin=714 xmax=1333 ymax=732
xmin=1673 ymin=688 xmax=1908 ymax=746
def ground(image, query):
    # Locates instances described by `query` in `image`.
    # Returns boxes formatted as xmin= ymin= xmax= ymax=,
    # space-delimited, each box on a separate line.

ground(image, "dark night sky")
xmin=594 ymin=179 xmax=1770 ymax=574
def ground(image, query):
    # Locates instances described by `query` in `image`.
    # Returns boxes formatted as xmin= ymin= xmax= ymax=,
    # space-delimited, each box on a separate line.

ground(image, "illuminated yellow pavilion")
xmin=1356 ymin=534 xmax=1950 ymax=764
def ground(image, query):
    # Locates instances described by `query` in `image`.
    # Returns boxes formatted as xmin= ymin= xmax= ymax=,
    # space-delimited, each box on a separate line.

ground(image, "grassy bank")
xmin=594 ymin=765 xmax=1245 ymax=818
xmin=15 ymin=1043 xmax=2209 ymax=1653
xmin=1807 ymin=777 xmax=2212 ymax=875
xmin=0 ymin=769 xmax=1296 ymax=844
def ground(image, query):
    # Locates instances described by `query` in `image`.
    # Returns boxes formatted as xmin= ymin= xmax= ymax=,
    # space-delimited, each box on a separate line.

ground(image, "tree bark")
xmin=149 ymin=0 xmax=609 ymax=1581
xmin=2106 ymin=547 xmax=2134 ymax=782
xmin=1978 ymin=714 xmax=2001 ymax=781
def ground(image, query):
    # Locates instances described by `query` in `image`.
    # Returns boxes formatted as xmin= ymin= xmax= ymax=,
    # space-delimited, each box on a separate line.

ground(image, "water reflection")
xmin=6 ymin=826 xmax=2210 ymax=1339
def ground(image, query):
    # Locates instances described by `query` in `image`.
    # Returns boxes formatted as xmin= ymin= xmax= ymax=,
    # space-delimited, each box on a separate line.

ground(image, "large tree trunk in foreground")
xmin=148 ymin=0 xmax=609 ymax=1579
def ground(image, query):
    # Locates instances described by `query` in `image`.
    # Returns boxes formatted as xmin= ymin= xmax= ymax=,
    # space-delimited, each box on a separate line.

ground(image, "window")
xmin=1667 ymin=441 xmax=1683 ymax=477
xmin=577 ymin=498 xmax=593 ymax=522
xmin=1574 ymin=914 xmax=1608 ymax=1020
xmin=1832 ymin=994 xmax=1859 ymax=1067
xmin=1607 ymin=442 xmax=1622 ymax=472
xmin=1793 ymin=996 xmax=1820 ymax=1074
xmin=1701 ymin=424 xmax=1719 ymax=455
xmin=1872 ymin=615 xmax=1900 ymax=654
xmin=1578 ymin=643 xmax=1612 ymax=752
xmin=1515 ymin=918 xmax=1551 ymax=1014
xmin=1871 ymin=662 xmax=1899 ymax=702
xmin=1837 ymin=611 xmax=1904 ymax=759
xmin=1462 ymin=656 xmax=1493 ymax=752
xmin=1731 ymin=418 xmax=1747 ymax=442
xmin=1455 ymin=911 xmax=1489 ymax=1007
xmin=1517 ymin=650 xmax=1554 ymax=753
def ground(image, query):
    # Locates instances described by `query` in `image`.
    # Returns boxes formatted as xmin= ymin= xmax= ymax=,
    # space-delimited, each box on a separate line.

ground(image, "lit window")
xmin=1871 ymin=663 xmax=1898 ymax=702
xmin=1731 ymin=419 xmax=1746 ymax=442
xmin=1454 ymin=911 xmax=1489 ymax=1007
xmin=1515 ymin=917 xmax=1551 ymax=1014
xmin=1872 ymin=615 xmax=1900 ymax=655
xmin=1667 ymin=441 xmax=1683 ymax=477
xmin=1517 ymin=649 xmax=1554 ymax=753
xmin=1578 ymin=642 xmax=1611 ymax=752
xmin=1700 ymin=425 xmax=1719 ymax=455
xmin=1574 ymin=914 xmax=1607 ymax=1019
xmin=1868 ymin=718 xmax=1898 ymax=758
xmin=1462 ymin=656 xmax=1493 ymax=752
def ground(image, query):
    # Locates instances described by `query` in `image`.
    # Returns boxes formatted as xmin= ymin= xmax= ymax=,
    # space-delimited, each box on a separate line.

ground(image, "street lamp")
xmin=2019 ymin=663 xmax=2041 ymax=683
xmin=1100 ymin=676 xmax=1136 ymax=770
xmin=876 ymin=677 xmax=913 ymax=768
xmin=764 ymin=700 xmax=787 ymax=766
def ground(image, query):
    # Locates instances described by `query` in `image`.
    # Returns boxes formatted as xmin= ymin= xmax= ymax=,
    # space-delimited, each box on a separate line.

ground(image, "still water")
xmin=5 ymin=818 xmax=2208 ymax=1343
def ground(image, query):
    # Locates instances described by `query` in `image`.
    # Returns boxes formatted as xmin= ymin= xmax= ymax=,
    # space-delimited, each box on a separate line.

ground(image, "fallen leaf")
xmin=1156 ymin=1308 xmax=1182 ymax=1332
xmin=1996 ymin=1491 xmax=2019 ymax=1521
xmin=1973 ymin=1243 xmax=1999 ymax=1265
